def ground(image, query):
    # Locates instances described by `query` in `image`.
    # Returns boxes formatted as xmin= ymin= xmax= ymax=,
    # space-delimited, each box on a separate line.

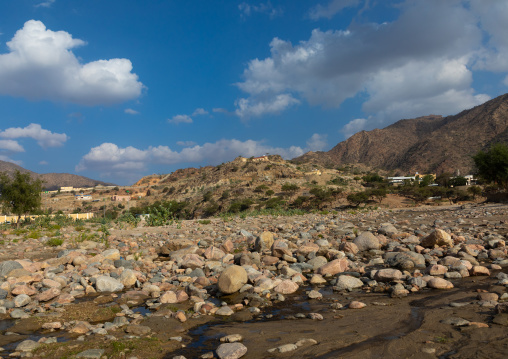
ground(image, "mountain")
xmin=0 ymin=160 xmax=115 ymax=190
xmin=293 ymin=93 xmax=508 ymax=175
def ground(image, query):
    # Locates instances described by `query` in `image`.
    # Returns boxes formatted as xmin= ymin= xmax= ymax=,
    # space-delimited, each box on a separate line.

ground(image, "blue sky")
xmin=0 ymin=0 xmax=507 ymax=185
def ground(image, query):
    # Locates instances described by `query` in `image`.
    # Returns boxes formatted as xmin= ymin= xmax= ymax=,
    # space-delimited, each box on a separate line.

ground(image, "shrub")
xmin=46 ymin=238 xmax=64 ymax=247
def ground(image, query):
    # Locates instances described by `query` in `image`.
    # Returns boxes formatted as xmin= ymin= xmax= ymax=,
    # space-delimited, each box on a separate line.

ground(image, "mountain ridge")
xmin=293 ymin=93 xmax=508 ymax=175
xmin=0 ymin=160 xmax=115 ymax=190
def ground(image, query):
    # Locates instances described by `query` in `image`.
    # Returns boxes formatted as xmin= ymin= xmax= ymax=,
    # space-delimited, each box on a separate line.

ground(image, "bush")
xmin=347 ymin=191 xmax=370 ymax=207
xmin=228 ymin=199 xmax=254 ymax=213
xmin=46 ymin=238 xmax=64 ymax=247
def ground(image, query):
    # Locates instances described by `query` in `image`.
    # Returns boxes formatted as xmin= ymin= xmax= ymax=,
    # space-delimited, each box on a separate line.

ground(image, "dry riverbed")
xmin=0 ymin=203 xmax=507 ymax=359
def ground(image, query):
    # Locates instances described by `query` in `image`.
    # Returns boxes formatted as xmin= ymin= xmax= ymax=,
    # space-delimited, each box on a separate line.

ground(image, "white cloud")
xmin=306 ymin=133 xmax=328 ymax=151
xmin=0 ymin=123 xmax=68 ymax=149
xmin=236 ymin=0 xmax=496 ymax=126
xmin=309 ymin=0 xmax=361 ymax=20
xmin=212 ymin=108 xmax=232 ymax=115
xmin=168 ymin=114 xmax=193 ymax=124
xmin=39 ymin=160 xmax=48 ymax=165
xmin=176 ymin=141 xmax=197 ymax=147
xmin=235 ymin=93 xmax=299 ymax=118
xmin=76 ymin=138 xmax=314 ymax=178
xmin=0 ymin=139 xmax=24 ymax=152
xmin=0 ymin=20 xmax=143 ymax=106
xmin=35 ymin=0 xmax=55 ymax=8
xmin=124 ymin=108 xmax=139 ymax=115
xmin=239 ymin=2 xmax=282 ymax=19
xmin=341 ymin=118 xmax=367 ymax=138
xmin=192 ymin=108 xmax=209 ymax=116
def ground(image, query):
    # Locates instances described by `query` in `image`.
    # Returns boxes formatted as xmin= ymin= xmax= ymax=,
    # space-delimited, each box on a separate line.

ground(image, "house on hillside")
xmin=60 ymin=186 xmax=74 ymax=192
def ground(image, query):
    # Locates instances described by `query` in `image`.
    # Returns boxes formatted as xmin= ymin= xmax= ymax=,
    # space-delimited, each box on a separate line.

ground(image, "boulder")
xmin=96 ymin=276 xmax=124 ymax=292
xmin=218 ymin=265 xmax=248 ymax=294
xmin=420 ymin=229 xmax=453 ymax=248
xmin=353 ymin=232 xmax=380 ymax=251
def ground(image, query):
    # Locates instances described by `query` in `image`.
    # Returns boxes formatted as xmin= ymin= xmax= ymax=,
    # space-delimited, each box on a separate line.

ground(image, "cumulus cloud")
xmin=309 ymin=0 xmax=361 ymax=20
xmin=0 ymin=123 xmax=68 ymax=149
xmin=168 ymin=114 xmax=193 ymax=124
xmin=341 ymin=118 xmax=368 ymax=138
xmin=75 ymin=135 xmax=334 ymax=178
xmin=306 ymin=133 xmax=328 ymax=151
xmin=192 ymin=108 xmax=209 ymax=116
xmin=239 ymin=2 xmax=282 ymax=19
xmin=124 ymin=108 xmax=139 ymax=115
xmin=39 ymin=160 xmax=49 ymax=165
xmin=0 ymin=20 xmax=143 ymax=105
xmin=235 ymin=93 xmax=299 ymax=118
xmin=0 ymin=140 xmax=24 ymax=152
xmin=236 ymin=0 xmax=496 ymax=128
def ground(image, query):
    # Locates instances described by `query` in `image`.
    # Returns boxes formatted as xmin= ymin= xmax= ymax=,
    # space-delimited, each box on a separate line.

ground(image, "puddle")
xmin=0 ymin=319 xmax=14 ymax=332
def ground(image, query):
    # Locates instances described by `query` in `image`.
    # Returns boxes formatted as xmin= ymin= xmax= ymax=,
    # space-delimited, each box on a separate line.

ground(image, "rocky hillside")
xmin=0 ymin=160 xmax=114 ymax=190
xmin=294 ymin=93 xmax=508 ymax=175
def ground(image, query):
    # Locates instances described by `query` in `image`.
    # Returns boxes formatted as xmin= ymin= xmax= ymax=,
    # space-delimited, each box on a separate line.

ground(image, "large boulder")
xmin=353 ymin=232 xmax=380 ymax=251
xmin=334 ymin=275 xmax=363 ymax=291
xmin=96 ymin=276 xmax=124 ymax=292
xmin=420 ymin=229 xmax=453 ymax=248
xmin=218 ymin=265 xmax=248 ymax=294
xmin=0 ymin=260 xmax=23 ymax=278
xmin=316 ymin=258 xmax=348 ymax=275
xmin=255 ymin=232 xmax=275 ymax=252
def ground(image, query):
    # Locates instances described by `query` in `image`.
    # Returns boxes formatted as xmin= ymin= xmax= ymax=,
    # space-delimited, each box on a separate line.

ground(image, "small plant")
xmin=46 ymin=238 xmax=64 ymax=247
xmin=198 ymin=219 xmax=211 ymax=225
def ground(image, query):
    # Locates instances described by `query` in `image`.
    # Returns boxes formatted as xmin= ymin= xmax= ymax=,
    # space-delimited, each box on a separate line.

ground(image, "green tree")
xmin=347 ymin=191 xmax=370 ymax=207
xmin=0 ymin=170 xmax=43 ymax=227
xmin=473 ymin=143 xmax=508 ymax=189
xmin=281 ymin=183 xmax=299 ymax=196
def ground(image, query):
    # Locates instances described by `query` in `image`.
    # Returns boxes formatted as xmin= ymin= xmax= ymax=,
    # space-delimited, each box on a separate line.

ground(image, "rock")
xmin=378 ymin=223 xmax=398 ymax=237
xmin=374 ymin=269 xmax=403 ymax=282
xmin=316 ymin=258 xmax=348 ymax=275
xmin=16 ymin=340 xmax=39 ymax=352
xmin=160 ymin=291 xmax=178 ymax=304
xmin=307 ymin=313 xmax=324 ymax=320
xmin=76 ymin=349 xmax=105 ymax=358
xmin=216 ymin=306 xmax=235 ymax=316
xmin=10 ymin=308 xmax=30 ymax=319
xmin=470 ymin=266 xmax=490 ymax=276
xmin=220 ymin=334 xmax=243 ymax=343
xmin=181 ymin=254 xmax=205 ymax=269
xmin=204 ymin=247 xmax=226 ymax=260
xmin=37 ymin=287 xmax=61 ymax=301
xmin=96 ymin=276 xmax=124 ymax=292
xmin=348 ymin=301 xmax=366 ymax=309
xmin=274 ymin=280 xmax=299 ymax=294
xmin=218 ymin=265 xmax=248 ymax=294
xmin=295 ymin=338 xmax=318 ymax=347
xmin=125 ymin=324 xmax=151 ymax=336
xmin=335 ymin=275 xmax=363 ymax=291
xmin=70 ymin=321 xmax=92 ymax=334
xmin=255 ymin=231 xmax=274 ymax=252
xmin=12 ymin=285 xmax=37 ymax=296
xmin=42 ymin=321 xmax=62 ymax=330
xmin=216 ymin=342 xmax=248 ymax=359
xmin=102 ymin=249 xmax=121 ymax=261
xmin=271 ymin=240 xmax=292 ymax=258
xmin=339 ymin=242 xmax=359 ymax=254
xmin=308 ymin=290 xmax=322 ymax=299
xmin=420 ymin=229 xmax=453 ymax=248
xmin=0 ymin=260 xmax=23 ymax=277
xmin=14 ymin=294 xmax=31 ymax=307
xmin=353 ymin=232 xmax=380 ymax=251
xmin=119 ymin=269 xmax=137 ymax=287
xmin=427 ymin=278 xmax=454 ymax=289
xmin=268 ymin=344 xmax=298 ymax=353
